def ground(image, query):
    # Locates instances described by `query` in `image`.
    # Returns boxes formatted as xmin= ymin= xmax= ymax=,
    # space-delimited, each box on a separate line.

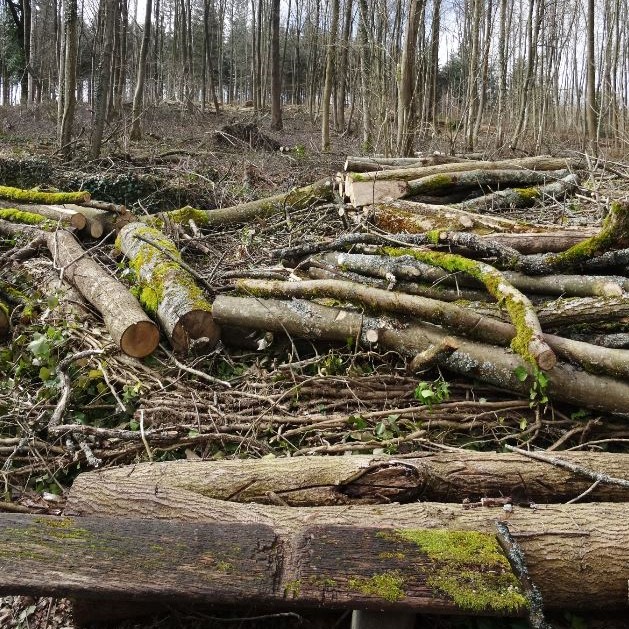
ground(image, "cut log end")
xmin=172 ymin=310 xmax=221 ymax=353
xmin=120 ymin=320 xmax=161 ymax=358
xmin=529 ymin=337 xmax=557 ymax=372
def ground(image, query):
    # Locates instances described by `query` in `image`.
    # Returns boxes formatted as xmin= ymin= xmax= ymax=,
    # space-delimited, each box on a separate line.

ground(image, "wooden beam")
xmin=0 ymin=514 xmax=526 ymax=616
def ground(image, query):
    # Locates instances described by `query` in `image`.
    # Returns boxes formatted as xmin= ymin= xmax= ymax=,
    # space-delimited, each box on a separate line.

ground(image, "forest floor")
xmin=1 ymin=102 xmax=629 ymax=629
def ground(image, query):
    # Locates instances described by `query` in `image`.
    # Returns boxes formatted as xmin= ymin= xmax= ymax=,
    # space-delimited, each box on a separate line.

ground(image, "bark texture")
xmin=75 ymin=452 xmax=629 ymax=505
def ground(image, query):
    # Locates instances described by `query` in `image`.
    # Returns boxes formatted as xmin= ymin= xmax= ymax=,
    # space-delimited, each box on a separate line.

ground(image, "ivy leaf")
xmin=513 ymin=366 xmax=528 ymax=382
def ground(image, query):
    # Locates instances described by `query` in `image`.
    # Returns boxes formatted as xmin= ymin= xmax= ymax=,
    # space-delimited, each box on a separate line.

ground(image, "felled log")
xmin=345 ymin=157 xmax=581 ymax=206
xmin=47 ymin=229 xmax=159 ymax=358
xmin=344 ymin=155 xmax=466 ymax=173
xmin=0 ymin=200 xmax=87 ymax=230
xmin=408 ymin=168 xmax=570 ymax=196
xmin=0 ymin=185 xmax=90 ymax=205
xmin=117 ymin=222 xmax=219 ymax=352
xmin=320 ymin=253 xmax=627 ymax=298
xmin=369 ymin=199 xmax=597 ymax=242
xmin=151 ymin=178 xmax=334 ymax=229
xmin=0 ymin=513 xmax=528 ymax=617
xmin=455 ymin=174 xmax=578 ymax=212
xmin=236 ymin=278 xmax=629 ymax=379
xmin=212 ymin=296 xmax=629 ymax=413
xmin=74 ymin=452 xmax=629 ymax=505
xmin=0 ymin=300 xmax=9 ymax=337
xmin=66 ymin=481 xmax=629 ymax=610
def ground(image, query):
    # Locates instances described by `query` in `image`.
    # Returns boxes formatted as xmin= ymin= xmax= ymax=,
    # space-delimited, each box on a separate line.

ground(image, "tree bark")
xmin=59 ymin=0 xmax=78 ymax=160
xmin=46 ymin=230 xmax=159 ymax=357
xmin=269 ymin=0 xmax=282 ymax=130
xmin=408 ymin=168 xmax=570 ymax=196
xmin=73 ymin=451 xmax=629 ymax=505
xmin=212 ymin=296 xmax=629 ymax=414
xmin=344 ymin=155 xmax=467 ymax=173
xmin=65 ymin=482 xmax=629 ymax=610
xmin=154 ymin=179 xmax=334 ymax=228
xmin=321 ymin=0 xmax=339 ymax=151
xmin=117 ymin=222 xmax=220 ymax=353
xmin=455 ymin=175 xmax=578 ymax=213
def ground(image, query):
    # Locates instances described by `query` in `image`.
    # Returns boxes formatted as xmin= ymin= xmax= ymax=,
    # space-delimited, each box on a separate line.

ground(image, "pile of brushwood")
xmin=1 ymin=152 xmax=629 ymax=626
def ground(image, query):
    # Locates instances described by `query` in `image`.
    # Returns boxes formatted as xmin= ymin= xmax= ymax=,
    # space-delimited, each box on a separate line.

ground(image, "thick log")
xmin=212 ymin=296 xmax=629 ymax=414
xmin=344 ymin=155 xmax=467 ymax=172
xmin=74 ymin=452 xmax=629 ymax=505
xmin=0 ymin=300 xmax=8 ymax=337
xmin=153 ymin=179 xmax=334 ymax=229
xmin=66 ymin=482 xmax=629 ymax=610
xmin=346 ymin=157 xmax=581 ymax=206
xmin=47 ymin=230 xmax=159 ymax=357
xmin=480 ymin=231 xmax=597 ymax=254
xmin=407 ymin=168 xmax=570 ymax=196
xmin=0 ymin=513 xmax=526 ymax=616
xmin=455 ymin=175 xmax=579 ymax=212
xmin=117 ymin=222 xmax=219 ymax=352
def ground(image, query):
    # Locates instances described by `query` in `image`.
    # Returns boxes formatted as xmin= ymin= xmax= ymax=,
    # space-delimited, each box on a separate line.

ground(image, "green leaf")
xmin=27 ymin=333 xmax=50 ymax=358
xmin=519 ymin=418 xmax=528 ymax=430
xmin=513 ymin=366 xmax=528 ymax=382
xmin=39 ymin=366 xmax=52 ymax=381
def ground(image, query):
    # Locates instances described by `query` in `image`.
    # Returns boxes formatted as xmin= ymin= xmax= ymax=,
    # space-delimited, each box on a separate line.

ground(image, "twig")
xmin=505 ymin=444 xmax=629 ymax=489
xmin=139 ymin=410 xmax=153 ymax=462
xmin=49 ymin=349 xmax=104 ymax=428
xmin=495 ymin=521 xmax=551 ymax=629
xmin=566 ymin=479 xmax=601 ymax=504
xmin=161 ymin=344 xmax=231 ymax=387
xmin=96 ymin=360 xmax=126 ymax=412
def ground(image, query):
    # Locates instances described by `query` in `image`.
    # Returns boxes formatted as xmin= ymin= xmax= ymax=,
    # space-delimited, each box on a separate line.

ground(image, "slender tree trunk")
xmin=321 ymin=0 xmax=340 ymax=151
xmin=130 ymin=0 xmax=153 ymax=140
xmin=585 ymin=0 xmax=597 ymax=154
xmin=270 ymin=0 xmax=282 ymax=129
xmin=89 ymin=0 xmax=116 ymax=159
xmin=59 ymin=0 xmax=78 ymax=160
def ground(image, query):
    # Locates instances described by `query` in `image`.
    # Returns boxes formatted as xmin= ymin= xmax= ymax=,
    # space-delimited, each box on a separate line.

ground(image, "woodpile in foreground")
xmin=1 ymin=154 xmax=629 ymax=626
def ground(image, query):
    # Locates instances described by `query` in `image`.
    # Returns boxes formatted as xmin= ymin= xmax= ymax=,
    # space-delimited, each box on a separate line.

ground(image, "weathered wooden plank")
xmin=0 ymin=515 xmax=279 ymax=603
xmin=0 ymin=515 xmax=527 ymax=617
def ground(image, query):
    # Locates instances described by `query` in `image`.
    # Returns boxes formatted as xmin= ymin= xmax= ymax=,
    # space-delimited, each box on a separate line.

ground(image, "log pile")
xmin=1 ymin=155 xmax=629 ymax=624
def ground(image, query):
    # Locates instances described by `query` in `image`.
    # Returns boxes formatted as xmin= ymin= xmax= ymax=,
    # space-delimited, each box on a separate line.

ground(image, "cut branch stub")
xmin=117 ymin=222 xmax=219 ymax=353
xmin=46 ymin=230 xmax=159 ymax=358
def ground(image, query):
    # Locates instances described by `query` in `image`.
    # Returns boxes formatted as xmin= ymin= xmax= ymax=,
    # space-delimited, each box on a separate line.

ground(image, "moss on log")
xmin=380 ymin=248 xmax=555 ymax=370
xmin=0 ymin=185 xmax=90 ymax=206
xmin=117 ymin=222 xmax=219 ymax=353
xmin=151 ymin=179 xmax=334 ymax=229
xmin=0 ymin=208 xmax=58 ymax=230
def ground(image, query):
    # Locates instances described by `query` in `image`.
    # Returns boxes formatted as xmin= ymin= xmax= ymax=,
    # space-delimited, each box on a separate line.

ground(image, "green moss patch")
xmin=395 ymin=529 xmax=527 ymax=613
xmin=0 ymin=208 xmax=55 ymax=229
xmin=0 ymin=185 xmax=89 ymax=205
xmin=348 ymin=570 xmax=406 ymax=602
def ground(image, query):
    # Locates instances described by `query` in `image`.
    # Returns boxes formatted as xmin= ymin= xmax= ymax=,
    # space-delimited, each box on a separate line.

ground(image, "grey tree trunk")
xmin=130 ymin=0 xmax=153 ymax=140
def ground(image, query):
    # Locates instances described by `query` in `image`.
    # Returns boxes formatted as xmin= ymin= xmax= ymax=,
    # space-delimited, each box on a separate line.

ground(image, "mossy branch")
xmin=380 ymin=247 xmax=556 ymax=371
xmin=0 ymin=208 xmax=58 ymax=231
xmin=0 ymin=185 xmax=90 ymax=206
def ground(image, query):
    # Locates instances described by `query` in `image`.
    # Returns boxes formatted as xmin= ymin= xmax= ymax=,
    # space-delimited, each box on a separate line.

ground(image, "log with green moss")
xmin=344 ymin=155 xmax=467 ymax=172
xmin=0 ymin=185 xmax=90 ymax=206
xmin=523 ymin=201 xmax=629 ymax=275
xmin=316 ymin=252 xmax=627 ymax=299
xmin=0 ymin=208 xmax=60 ymax=230
xmin=407 ymin=168 xmax=570 ymax=197
xmin=46 ymin=230 xmax=160 ymax=358
xmin=0 ymin=201 xmax=87 ymax=230
xmin=455 ymin=174 xmax=578 ymax=212
xmin=150 ymin=178 xmax=334 ymax=229
xmin=378 ymin=248 xmax=556 ymax=370
xmin=345 ymin=157 xmax=581 ymax=206
xmin=212 ymin=296 xmax=629 ymax=413
xmin=0 ymin=299 xmax=9 ymax=337
xmin=117 ymin=222 xmax=220 ymax=353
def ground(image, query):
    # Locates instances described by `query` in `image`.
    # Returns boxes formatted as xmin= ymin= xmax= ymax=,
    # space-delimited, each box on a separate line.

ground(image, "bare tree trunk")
xmin=321 ymin=0 xmax=340 ymax=151
xmin=129 ymin=0 xmax=153 ymax=140
xmin=269 ymin=0 xmax=282 ymax=129
xmin=89 ymin=0 xmax=116 ymax=159
xmin=585 ymin=0 xmax=597 ymax=154
xmin=59 ymin=0 xmax=78 ymax=160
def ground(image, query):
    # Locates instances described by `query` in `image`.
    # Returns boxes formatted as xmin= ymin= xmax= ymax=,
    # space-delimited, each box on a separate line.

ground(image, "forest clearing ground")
xmin=1 ymin=104 xmax=629 ymax=629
